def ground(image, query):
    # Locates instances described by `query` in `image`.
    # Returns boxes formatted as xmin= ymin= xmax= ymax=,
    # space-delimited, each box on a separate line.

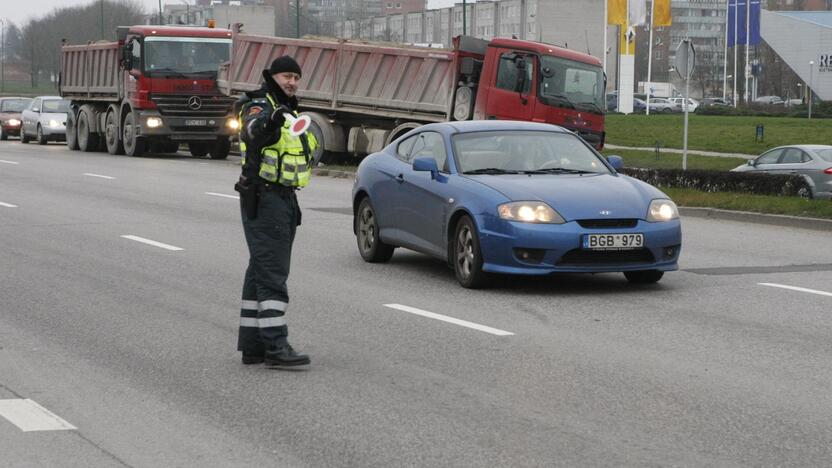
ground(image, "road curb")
xmin=313 ymin=168 xmax=354 ymax=179
xmin=680 ymin=206 xmax=832 ymax=232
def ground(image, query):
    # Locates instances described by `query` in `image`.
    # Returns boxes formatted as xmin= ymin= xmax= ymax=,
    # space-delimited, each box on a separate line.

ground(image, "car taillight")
xmin=824 ymin=167 xmax=832 ymax=175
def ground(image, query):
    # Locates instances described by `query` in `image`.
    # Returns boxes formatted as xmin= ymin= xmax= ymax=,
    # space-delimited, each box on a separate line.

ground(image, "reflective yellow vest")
xmin=239 ymin=94 xmax=317 ymax=187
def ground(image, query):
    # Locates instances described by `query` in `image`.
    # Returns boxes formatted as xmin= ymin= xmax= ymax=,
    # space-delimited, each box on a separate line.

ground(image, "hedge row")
xmin=620 ymin=168 xmax=811 ymax=197
xmin=695 ymin=101 xmax=832 ymax=118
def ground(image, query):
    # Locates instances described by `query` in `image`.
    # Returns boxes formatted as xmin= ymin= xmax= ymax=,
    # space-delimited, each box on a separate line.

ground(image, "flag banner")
xmin=629 ymin=0 xmax=648 ymax=27
xmin=653 ymin=0 xmax=672 ymax=27
xmin=729 ymin=0 xmax=761 ymax=46
xmin=608 ymin=0 xmax=627 ymax=25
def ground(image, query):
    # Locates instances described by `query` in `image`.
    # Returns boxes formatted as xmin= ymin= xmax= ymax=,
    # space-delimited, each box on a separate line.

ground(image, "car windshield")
xmin=0 ymin=99 xmax=31 ymax=112
xmin=815 ymin=148 xmax=832 ymax=162
xmin=539 ymin=55 xmax=604 ymax=113
xmin=452 ymin=130 xmax=611 ymax=174
xmin=144 ymin=37 xmax=231 ymax=77
xmin=41 ymin=100 xmax=70 ymax=113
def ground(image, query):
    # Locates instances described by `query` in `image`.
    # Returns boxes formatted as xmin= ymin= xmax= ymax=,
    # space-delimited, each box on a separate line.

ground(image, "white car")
xmin=669 ymin=97 xmax=699 ymax=113
xmin=20 ymin=96 xmax=70 ymax=145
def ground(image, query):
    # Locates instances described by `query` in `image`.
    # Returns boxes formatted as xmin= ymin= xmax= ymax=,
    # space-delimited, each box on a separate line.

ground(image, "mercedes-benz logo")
xmin=187 ymin=96 xmax=202 ymax=110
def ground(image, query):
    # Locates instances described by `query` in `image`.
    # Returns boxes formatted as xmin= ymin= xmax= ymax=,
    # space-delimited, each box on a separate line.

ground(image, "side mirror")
xmin=606 ymin=155 xmax=624 ymax=170
xmin=747 ymin=159 xmax=755 ymax=167
xmin=413 ymin=157 xmax=439 ymax=179
xmin=122 ymin=44 xmax=133 ymax=70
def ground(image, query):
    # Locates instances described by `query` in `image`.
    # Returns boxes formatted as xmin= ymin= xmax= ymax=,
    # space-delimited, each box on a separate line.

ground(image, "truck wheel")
xmin=66 ymin=111 xmax=79 ymax=150
xmin=0 ymin=127 xmax=6 ymax=140
xmin=188 ymin=142 xmax=209 ymax=158
xmin=36 ymin=125 xmax=48 ymax=145
xmin=123 ymin=112 xmax=145 ymax=157
xmin=308 ymin=121 xmax=330 ymax=165
xmin=208 ymin=137 xmax=230 ymax=160
xmin=104 ymin=110 xmax=124 ymax=155
xmin=77 ymin=108 xmax=99 ymax=152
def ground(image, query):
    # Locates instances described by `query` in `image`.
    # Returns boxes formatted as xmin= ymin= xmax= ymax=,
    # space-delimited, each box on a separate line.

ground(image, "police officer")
xmin=234 ymin=56 xmax=318 ymax=367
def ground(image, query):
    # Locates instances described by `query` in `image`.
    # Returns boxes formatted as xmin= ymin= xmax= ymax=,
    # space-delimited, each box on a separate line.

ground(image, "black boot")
xmin=241 ymin=352 xmax=265 ymax=365
xmin=264 ymin=344 xmax=310 ymax=367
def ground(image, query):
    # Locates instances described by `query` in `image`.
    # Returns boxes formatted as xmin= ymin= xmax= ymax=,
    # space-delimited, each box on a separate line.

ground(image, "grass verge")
xmin=663 ymin=188 xmax=832 ymax=220
xmin=605 ymin=114 xmax=832 ymax=154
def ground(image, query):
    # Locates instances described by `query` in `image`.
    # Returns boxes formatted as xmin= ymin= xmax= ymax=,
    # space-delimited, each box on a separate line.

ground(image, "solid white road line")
xmin=0 ymin=160 xmax=19 ymax=165
xmin=383 ymin=304 xmax=514 ymax=336
xmin=83 ymin=173 xmax=116 ymax=180
xmin=205 ymin=192 xmax=239 ymax=200
xmin=121 ymin=235 xmax=184 ymax=251
xmin=0 ymin=201 xmax=18 ymax=208
xmin=759 ymin=283 xmax=832 ymax=298
xmin=0 ymin=399 xmax=77 ymax=432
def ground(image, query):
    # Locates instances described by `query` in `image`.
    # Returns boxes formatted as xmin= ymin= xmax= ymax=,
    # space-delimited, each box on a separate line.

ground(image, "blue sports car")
xmin=352 ymin=121 xmax=682 ymax=288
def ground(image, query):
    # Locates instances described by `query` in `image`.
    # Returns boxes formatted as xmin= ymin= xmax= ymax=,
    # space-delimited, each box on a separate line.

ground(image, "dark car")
xmin=701 ymin=97 xmax=731 ymax=107
xmin=731 ymin=145 xmax=832 ymax=199
xmin=606 ymin=95 xmax=647 ymax=113
xmin=0 ymin=97 xmax=33 ymax=140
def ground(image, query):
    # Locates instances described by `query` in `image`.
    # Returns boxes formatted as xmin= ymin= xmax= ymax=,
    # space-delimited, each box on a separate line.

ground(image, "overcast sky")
xmin=2 ymin=0 xmax=470 ymax=29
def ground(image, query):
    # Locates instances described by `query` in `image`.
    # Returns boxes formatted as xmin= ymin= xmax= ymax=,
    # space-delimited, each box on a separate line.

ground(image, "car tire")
xmin=453 ymin=216 xmax=491 ymax=289
xmin=0 ymin=126 xmax=6 ymax=141
xmin=355 ymin=197 xmax=395 ymax=263
xmin=797 ymin=186 xmax=814 ymax=200
xmin=624 ymin=270 xmax=664 ymax=284
xmin=122 ymin=112 xmax=145 ymax=157
xmin=36 ymin=125 xmax=48 ymax=145
xmin=20 ymin=128 xmax=30 ymax=143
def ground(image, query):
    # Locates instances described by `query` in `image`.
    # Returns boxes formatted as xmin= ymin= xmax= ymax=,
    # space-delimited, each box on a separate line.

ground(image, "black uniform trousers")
xmin=237 ymin=187 xmax=300 ymax=354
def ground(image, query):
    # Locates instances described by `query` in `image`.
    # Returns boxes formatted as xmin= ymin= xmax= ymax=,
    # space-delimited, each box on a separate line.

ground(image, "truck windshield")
xmin=144 ymin=37 xmax=231 ymax=77
xmin=539 ymin=56 xmax=604 ymax=114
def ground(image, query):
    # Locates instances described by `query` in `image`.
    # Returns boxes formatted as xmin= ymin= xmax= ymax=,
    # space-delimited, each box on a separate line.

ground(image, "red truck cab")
xmin=471 ymin=38 xmax=605 ymax=149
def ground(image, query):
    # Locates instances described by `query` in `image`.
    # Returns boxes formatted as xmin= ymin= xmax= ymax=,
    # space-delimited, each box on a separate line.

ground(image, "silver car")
xmin=731 ymin=145 xmax=832 ymax=199
xmin=20 ymin=96 xmax=70 ymax=145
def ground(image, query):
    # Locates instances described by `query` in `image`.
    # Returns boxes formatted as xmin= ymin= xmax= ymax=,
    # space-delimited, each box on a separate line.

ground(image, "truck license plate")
xmin=185 ymin=119 xmax=207 ymax=126
xmin=583 ymin=233 xmax=644 ymax=250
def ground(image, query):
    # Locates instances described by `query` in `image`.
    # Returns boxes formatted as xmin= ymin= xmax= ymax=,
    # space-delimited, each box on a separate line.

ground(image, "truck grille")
xmin=151 ymin=94 xmax=235 ymax=118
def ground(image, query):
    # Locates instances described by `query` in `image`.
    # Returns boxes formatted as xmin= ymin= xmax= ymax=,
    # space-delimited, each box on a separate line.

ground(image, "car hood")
xmin=467 ymin=173 xmax=665 ymax=220
xmin=0 ymin=112 xmax=23 ymax=120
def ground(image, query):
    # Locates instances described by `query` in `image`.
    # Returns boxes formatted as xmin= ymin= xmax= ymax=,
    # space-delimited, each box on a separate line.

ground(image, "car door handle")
xmin=396 ymin=173 xmax=404 ymax=183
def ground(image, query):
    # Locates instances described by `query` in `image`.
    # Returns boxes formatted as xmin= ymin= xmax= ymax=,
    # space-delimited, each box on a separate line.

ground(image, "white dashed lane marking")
xmin=0 ymin=201 xmax=18 ymax=208
xmin=384 ymin=304 xmax=514 ymax=336
xmin=121 ymin=235 xmax=184 ymax=251
xmin=83 ymin=173 xmax=116 ymax=180
xmin=205 ymin=192 xmax=239 ymax=199
xmin=759 ymin=283 xmax=832 ymax=298
xmin=0 ymin=160 xmax=19 ymax=165
xmin=0 ymin=399 xmax=77 ymax=432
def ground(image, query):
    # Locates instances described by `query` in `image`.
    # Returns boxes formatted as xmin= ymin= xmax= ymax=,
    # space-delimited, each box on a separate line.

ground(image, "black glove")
xmin=270 ymin=105 xmax=291 ymax=128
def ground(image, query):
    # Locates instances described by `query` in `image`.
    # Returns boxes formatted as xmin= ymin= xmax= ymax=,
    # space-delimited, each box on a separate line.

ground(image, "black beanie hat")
xmin=268 ymin=55 xmax=302 ymax=77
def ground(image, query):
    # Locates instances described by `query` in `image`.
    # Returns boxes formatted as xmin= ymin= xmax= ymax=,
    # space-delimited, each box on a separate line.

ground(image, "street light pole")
xmin=0 ymin=18 xmax=5 ymax=94
xmin=462 ymin=0 xmax=467 ymax=36
xmin=808 ymin=60 xmax=814 ymax=120
xmin=100 ymin=0 xmax=104 ymax=39
xmin=296 ymin=1 xmax=301 ymax=38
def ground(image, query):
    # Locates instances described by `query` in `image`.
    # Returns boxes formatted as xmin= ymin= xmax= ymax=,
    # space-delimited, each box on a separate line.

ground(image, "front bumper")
xmin=134 ymin=110 xmax=236 ymax=141
xmin=1 ymin=124 xmax=21 ymax=136
xmin=476 ymin=215 xmax=681 ymax=275
xmin=40 ymin=122 xmax=66 ymax=139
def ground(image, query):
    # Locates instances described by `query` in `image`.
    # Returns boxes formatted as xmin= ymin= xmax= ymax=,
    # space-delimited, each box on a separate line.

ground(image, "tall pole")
xmin=743 ymin=0 xmax=750 ymax=104
xmin=159 ymin=0 xmax=163 ymax=25
xmin=1 ymin=18 xmax=5 ymax=93
xmin=296 ymin=0 xmax=301 ymax=38
xmin=722 ymin=0 xmax=729 ymax=101
xmin=646 ymin=0 xmax=655 ymax=115
xmin=808 ymin=61 xmax=814 ymax=120
xmin=603 ymin=0 xmax=608 ymax=77
xmin=462 ymin=0 xmax=467 ymax=36
xmin=733 ymin=0 xmax=737 ymax=106
xmin=100 ymin=0 xmax=104 ymax=39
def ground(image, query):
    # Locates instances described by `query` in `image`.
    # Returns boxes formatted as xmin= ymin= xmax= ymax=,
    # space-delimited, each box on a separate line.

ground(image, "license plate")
xmin=184 ymin=119 xmax=207 ymax=126
xmin=583 ymin=233 xmax=644 ymax=250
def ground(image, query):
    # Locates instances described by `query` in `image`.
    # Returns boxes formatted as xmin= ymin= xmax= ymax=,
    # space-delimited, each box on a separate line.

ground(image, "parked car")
xmin=730 ymin=145 xmax=832 ymax=199
xmin=647 ymin=98 xmax=676 ymax=113
xmin=606 ymin=95 xmax=647 ymax=113
xmin=352 ymin=120 xmax=682 ymax=288
xmin=753 ymin=95 xmax=784 ymax=105
xmin=669 ymin=97 xmax=699 ymax=113
xmin=700 ymin=97 xmax=731 ymax=108
xmin=0 ymin=97 xmax=32 ymax=140
xmin=20 ymin=96 xmax=70 ymax=145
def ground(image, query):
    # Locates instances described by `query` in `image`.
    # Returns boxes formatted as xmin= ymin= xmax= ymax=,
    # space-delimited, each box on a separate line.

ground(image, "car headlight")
xmin=146 ymin=117 xmax=163 ymax=128
xmin=8 ymin=119 xmax=21 ymax=126
xmin=226 ymin=118 xmax=240 ymax=130
xmin=48 ymin=120 xmax=61 ymax=128
xmin=498 ymin=201 xmax=565 ymax=224
xmin=646 ymin=199 xmax=679 ymax=222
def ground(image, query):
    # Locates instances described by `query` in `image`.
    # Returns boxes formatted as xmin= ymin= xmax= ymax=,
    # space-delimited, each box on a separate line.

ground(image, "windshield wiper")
xmin=543 ymin=94 xmax=575 ymax=109
xmin=463 ymin=168 xmax=520 ymax=175
xmin=523 ymin=168 xmax=596 ymax=174
xmin=150 ymin=68 xmax=189 ymax=78
xmin=577 ymin=101 xmax=604 ymax=113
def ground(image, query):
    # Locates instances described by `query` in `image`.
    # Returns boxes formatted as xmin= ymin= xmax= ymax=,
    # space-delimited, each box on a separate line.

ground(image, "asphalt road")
xmin=2 ymin=140 xmax=832 ymax=467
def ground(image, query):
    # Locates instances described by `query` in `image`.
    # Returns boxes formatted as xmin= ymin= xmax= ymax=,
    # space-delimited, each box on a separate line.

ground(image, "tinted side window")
xmin=396 ymin=135 xmax=417 ymax=162
xmin=410 ymin=132 xmax=448 ymax=172
xmin=496 ymin=54 xmax=531 ymax=92
xmin=756 ymin=149 xmax=782 ymax=165
xmin=31 ymin=99 xmax=41 ymax=111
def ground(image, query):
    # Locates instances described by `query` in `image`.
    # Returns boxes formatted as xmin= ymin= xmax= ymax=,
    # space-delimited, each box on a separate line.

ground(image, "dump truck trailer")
xmin=218 ymin=25 xmax=606 ymax=161
xmin=60 ymin=25 xmax=238 ymax=158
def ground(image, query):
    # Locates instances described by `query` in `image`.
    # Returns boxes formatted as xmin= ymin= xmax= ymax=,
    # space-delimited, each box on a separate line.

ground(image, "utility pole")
xmin=159 ymin=0 xmax=163 ymax=25
xmin=100 ymin=0 xmax=105 ymax=39
xmin=808 ymin=60 xmax=814 ymax=120
xmin=296 ymin=1 xmax=301 ymax=38
xmin=462 ymin=0 xmax=467 ymax=36
xmin=1 ymin=18 xmax=5 ymax=93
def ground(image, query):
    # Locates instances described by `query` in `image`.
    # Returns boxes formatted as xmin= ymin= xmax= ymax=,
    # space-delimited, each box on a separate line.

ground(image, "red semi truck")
xmin=60 ymin=25 xmax=238 ymax=158
xmin=218 ymin=26 xmax=605 ymax=162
